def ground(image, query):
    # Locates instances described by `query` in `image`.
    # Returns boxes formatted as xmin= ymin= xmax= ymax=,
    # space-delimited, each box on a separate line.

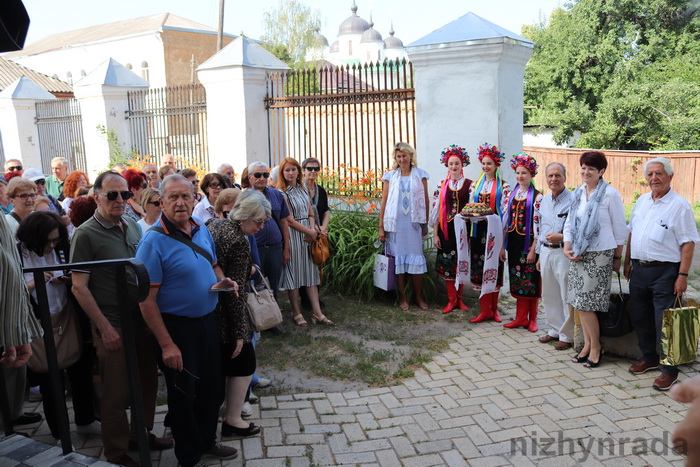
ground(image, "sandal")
xmin=292 ymin=313 xmax=308 ymax=327
xmin=399 ymin=300 xmax=410 ymax=311
xmin=311 ymin=313 xmax=335 ymax=325
xmin=417 ymin=301 xmax=429 ymax=311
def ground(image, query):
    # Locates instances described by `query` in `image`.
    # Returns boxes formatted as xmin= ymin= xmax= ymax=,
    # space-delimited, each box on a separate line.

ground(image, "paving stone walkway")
xmin=6 ymin=316 xmax=698 ymax=466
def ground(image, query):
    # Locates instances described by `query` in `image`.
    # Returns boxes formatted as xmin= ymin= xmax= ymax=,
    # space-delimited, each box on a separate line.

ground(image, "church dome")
xmin=384 ymin=25 xmax=404 ymax=49
xmin=339 ymin=1 xmax=369 ymax=35
xmin=361 ymin=18 xmax=382 ymax=43
xmin=329 ymin=40 xmax=339 ymax=53
xmin=311 ymin=29 xmax=329 ymax=47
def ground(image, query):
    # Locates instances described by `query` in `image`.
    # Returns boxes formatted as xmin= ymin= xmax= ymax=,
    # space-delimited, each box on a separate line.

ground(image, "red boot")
xmin=442 ymin=281 xmax=458 ymax=314
xmin=528 ymin=300 xmax=539 ymax=332
xmin=491 ymin=292 xmax=502 ymax=322
xmin=504 ymin=299 xmax=529 ymax=328
xmin=470 ymin=294 xmax=492 ymax=323
xmin=456 ymin=284 xmax=469 ymax=310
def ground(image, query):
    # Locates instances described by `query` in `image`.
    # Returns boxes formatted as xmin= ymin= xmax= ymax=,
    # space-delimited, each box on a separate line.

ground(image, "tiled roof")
xmin=0 ymin=57 xmax=71 ymax=93
xmin=4 ymin=13 xmax=217 ymax=59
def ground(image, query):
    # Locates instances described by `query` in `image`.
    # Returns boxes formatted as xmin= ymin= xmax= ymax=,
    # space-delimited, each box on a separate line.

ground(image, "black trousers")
xmin=629 ymin=260 xmax=680 ymax=377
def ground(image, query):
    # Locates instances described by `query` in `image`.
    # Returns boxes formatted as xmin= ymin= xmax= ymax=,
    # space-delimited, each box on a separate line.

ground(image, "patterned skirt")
xmin=567 ymin=249 xmax=614 ymax=312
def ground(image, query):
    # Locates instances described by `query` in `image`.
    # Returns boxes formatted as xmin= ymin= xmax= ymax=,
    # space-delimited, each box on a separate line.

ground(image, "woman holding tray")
xmin=430 ymin=145 xmax=472 ymax=314
xmin=468 ymin=143 xmax=511 ymax=323
xmin=501 ymin=153 xmax=543 ymax=332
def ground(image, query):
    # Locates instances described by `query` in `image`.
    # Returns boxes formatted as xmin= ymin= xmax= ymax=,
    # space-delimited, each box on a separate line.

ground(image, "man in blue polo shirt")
xmin=137 ymin=174 xmax=238 ymax=467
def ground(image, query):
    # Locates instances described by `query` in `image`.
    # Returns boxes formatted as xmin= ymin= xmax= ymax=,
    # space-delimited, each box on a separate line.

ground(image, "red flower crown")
xmin=440 ymin=145 xmax=470 ymax=167
xmin=477 ymin=143 xmax=505 ymax=166
xmin=510 ymin=153 xmax=538 ymax=176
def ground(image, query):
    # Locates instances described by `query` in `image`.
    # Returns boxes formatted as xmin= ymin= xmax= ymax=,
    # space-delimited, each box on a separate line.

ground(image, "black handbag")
xmin=597 ymin=274 xmax=634 ymax=337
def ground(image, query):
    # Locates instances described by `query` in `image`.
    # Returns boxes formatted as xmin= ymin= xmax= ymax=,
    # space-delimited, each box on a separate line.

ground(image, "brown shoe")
xmin=538 ymin=335 xmax=558 ymax=344
xmin=128 ymin=433 xmax=174 ymax=451
xmin=554 ymin=341 xmax=572 ymax=350
xmin=653 ymin=373 xmax=678 ymax=391
xmin=629 ymin=360 xmax=660 ymax=375
xmin=110 ymin=454 xmax=140 ymax=467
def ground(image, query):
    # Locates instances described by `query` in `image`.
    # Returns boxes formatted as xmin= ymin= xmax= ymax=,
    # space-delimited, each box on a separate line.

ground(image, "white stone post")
xmin=0 ymin=77 xmax=54 ymax=171
xmin=198 ymin=36 xmax=289 ymax=173
xmin=406 ymin=13 xmax=534 ymax=188
xmin=73 ymin=58 xmax=149 ymax=179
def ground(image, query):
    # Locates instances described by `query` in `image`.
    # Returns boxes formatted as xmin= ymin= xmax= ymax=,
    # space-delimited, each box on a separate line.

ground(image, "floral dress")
xmin=505 ymin=186 xmax=543 ymax=298
xmin=468 ymin=179 xmax=511 ymax=288
xmin=434 ymin=178 xmax=472 ymax=279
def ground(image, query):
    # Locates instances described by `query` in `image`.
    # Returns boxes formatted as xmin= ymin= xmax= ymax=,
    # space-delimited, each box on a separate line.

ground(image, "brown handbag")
xmin=28 ymin=298 xmax=83 ymax=373
xmin=311 ymin=233 xmax=330 ymax=265
xmin=246 ymin=266 xmax=283 ymax=331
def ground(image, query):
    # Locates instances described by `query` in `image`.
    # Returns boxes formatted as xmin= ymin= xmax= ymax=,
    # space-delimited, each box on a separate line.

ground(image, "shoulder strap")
xmin=150 ymin=226 xmax=214 ymax=265
xmin=10 ymin=211 xmax=21 ymax=223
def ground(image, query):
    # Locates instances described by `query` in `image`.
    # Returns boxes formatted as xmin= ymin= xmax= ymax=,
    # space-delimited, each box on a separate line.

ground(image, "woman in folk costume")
xmin=501 ymin=153 xmax=543 ymax=331
xmin=378 ymin=142 xmax=430 ymax=311
xmin=468 ymin=143 xmax=511 ymax=323
xmin=430 ymin=145 xmax=472 ymax=313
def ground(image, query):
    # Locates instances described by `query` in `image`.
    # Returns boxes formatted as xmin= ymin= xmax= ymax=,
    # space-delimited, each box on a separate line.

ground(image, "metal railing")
xmin=265 ymin=59 xmax=416 ymax=194
xmin=127 ymin=84 xmax=210 ymax=170
xmin=0 ymin=258 xmax=152 ymax=466
xmin=35 ymin=99 xmax=87 ymax=175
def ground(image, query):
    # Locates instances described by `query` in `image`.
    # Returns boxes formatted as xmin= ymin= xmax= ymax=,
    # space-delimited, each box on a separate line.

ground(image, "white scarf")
xmin=383 ymin=167 xmax=426 ymax=232
xmin=455 ymin=214 xmax=504 ymax=297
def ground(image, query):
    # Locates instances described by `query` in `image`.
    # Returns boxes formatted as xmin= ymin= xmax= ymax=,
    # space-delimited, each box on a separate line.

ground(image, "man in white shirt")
xmin=624 ymin=157 xmax=699 ymax=391
xmin=536 ymin=162 xmax=574 ymax=350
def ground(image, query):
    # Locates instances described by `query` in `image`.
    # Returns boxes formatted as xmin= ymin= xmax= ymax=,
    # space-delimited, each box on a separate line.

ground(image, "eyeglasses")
xmin=208 ymin=182 xmax=222 ymax=189
xmin=147 ymin=200 xmax=161 ymax=207
xmin=7 ymin=166 xmax=22 ymax=171
xmin=15 ymin=193 xmax=37 ymax=200
xmin=35 ymin=179 xmax=46 ymax=185
xmin=253 ymin=172 xmax=270 ymax=179
xmin=191 ymin=180 xmax=199 ymax=186
xmin=251 ymin=217 xmax=268 ymax=226
xmin=103 ymin=191 xmax=131 ymax=201
xmin=304 ymin=166 xmax=321 ymax=172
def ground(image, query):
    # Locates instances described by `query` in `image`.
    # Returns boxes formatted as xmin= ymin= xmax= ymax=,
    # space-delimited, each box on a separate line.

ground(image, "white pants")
xmin=540 ymin=247 xmax=574 ymax=342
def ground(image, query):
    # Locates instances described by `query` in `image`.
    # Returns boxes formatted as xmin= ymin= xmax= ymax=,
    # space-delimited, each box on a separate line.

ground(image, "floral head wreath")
xmin=510 ymin=153 xmax=538 ymax=176
xmin=477 ymin=143 xmax=505 ymax=166
xmin=440 ymin=145 xmax=470 ymax=167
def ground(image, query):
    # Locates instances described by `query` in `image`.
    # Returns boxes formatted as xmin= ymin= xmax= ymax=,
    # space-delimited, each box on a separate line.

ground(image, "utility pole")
xmin=217 ymin=0 xmax=225 ymax=51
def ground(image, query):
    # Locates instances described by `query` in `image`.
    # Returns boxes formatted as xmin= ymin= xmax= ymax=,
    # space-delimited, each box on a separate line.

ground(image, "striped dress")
xmin=280 ymin=185 xmax=320 ymax=290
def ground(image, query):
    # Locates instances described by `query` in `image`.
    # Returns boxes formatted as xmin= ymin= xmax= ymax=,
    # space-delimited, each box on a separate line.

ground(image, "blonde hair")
xmin=140 ymin=187 xmax=160 ymax=208
xmin=7 ymin=177 xmax=36 ymax=198
xmin=34 ymin=195 xmax=51 ymax=210
xmin=214 ymin=188 xmax=241 ymax=214
xmin=391 ymin=142 xmax=416 ymax=170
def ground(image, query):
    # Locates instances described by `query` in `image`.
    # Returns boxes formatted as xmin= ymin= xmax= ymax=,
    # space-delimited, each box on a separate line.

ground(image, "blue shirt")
xmin=253 ymin=187 xmax=290 ymax=246
xmin=137 ymin=214 xmax=219 ymax=318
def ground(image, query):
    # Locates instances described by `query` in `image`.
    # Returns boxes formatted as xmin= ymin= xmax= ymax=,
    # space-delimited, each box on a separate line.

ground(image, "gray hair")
xmin=51 ymin=156 xmax=69 ymax=167
xmin=230 ymin=190 xmax=271 ymax=221
xmin=248 ymin=161 xmax=268 ymax=173
xmin=643 ymin=157 xmax=674 ymax=176
xmin=160 ymin=173 xmax=189 ymax=194
xmin=545 ymin=161 xmax=567 ymax=178
xmin=218 ymin=163 xmax=234 ymax=173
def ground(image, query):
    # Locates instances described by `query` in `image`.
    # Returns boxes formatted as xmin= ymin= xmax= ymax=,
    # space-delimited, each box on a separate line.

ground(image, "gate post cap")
xmin=0 ymin=76 xmax=55 ymax=99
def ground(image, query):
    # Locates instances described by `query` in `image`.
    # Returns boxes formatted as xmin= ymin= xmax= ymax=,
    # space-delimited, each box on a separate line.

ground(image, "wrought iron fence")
xmin=126 ymin=84 xmax=209 ymax=169
xmin=265 ymin=59 xmax=416 ymax=197
xmin=35 ymin=98 xmax=87 ymax=174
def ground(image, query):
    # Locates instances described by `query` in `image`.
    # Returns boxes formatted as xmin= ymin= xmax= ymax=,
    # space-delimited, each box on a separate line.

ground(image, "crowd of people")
xmin=1 ymin=147 xmax=699 ymax=465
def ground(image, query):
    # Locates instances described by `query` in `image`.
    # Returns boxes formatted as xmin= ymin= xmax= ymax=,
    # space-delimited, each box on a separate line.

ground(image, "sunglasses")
xmin=103 ymin=191 xmax=132 ymax=201
xmin=35 ymin=179 xmax=46 ymax=185
xmin=8 ymin=166 xmax=22 ymax=171
xmin=304 ymin=166 xmax=321 ymax=172
xmin=148 ymin=200 xmax=161 ymax=207
xmin=253 ymin=172 xmax=270 ymax=179
xmin=208 ymin=182 xmax=222 ymax=189
xmin=15 ymin=192 xmax=37 ymax=200
xmin=191 ymin=180 xmax=200 ymax=186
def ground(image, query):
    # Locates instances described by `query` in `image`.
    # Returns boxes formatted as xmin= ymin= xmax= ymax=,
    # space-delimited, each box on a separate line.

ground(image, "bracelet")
xmin=678 ymin=272 xmax=689 ymax=277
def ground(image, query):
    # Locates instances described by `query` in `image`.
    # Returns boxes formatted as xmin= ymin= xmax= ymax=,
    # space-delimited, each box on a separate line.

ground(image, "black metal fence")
xmin=126 ymin=84 xmax=209 ymax=170
xmin=265 ymin=59 xmax=416 ymax=197
xmin=35 ymin=99 xmax=87 ymax=175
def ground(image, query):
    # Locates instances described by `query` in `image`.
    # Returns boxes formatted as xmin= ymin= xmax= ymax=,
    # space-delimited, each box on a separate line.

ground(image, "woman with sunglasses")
xmin=301 ymin=158 xmax=330 ymax=235
xmin=123 ymin=169 xmax=148 ymax=221
xmin=193 ymin=173 xmax=229 ymax=222
xmin=137 ymin=188 xmax=162 ymax=232
xmin=5 ymin=177 xmax=37 ymax=236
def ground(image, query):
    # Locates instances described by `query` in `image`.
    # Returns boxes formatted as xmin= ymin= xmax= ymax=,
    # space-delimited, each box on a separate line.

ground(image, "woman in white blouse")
xmin=563 ymin=151 xmax=627 ymax=369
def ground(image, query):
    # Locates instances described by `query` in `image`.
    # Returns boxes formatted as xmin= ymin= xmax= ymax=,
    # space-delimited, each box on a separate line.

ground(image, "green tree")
xmin=523 ymin=0 xmax=700 ymax=150
xmin=262 ymin=0 xmax=321 ymax=64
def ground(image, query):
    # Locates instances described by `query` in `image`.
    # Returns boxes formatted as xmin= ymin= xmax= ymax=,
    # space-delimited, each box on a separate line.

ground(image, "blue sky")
xmin=23 ymin=0 xmax=565 ymax=46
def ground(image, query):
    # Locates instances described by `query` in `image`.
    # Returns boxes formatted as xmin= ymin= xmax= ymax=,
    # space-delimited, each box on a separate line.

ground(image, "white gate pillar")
xmin=406 ymin=13 xmax=533 ymax=186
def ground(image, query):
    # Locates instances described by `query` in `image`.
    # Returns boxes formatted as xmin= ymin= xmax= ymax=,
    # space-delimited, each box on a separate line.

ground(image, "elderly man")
xmin=536 ymin=162 xmax=574 ymax=350
xmin=624 ymin=157 xmax=699 ymax=391
xmin=218 ymin=163 xmax=241 ymax=189
xmin=137 ymin=174 xmax=238 ymax=467
xmin=162 ymin=154 xmax=177 ymax=172
xmin=46 ymin=157 xmax=69 ymax=199
xmin=71 ymin=171 xmax=171 ymax=467
xmin=4 ymin=159 xmax=23 ymax=176
xmin=248 ymin=162 xmax=290 ymax=299
xmin=142 ymin=163 xmax=159 ymax=189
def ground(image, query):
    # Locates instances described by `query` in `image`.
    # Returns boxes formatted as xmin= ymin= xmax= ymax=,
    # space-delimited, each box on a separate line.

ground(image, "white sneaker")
xmin=254 ymin=377 xmax=271 ymax=388
xmin=249 ymin=392 xmax=259 ymax=404
xmin=76 ymin=420 xmax=101 ymax=436
xmin=241 ymin=402 xmax=253 ymax=419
